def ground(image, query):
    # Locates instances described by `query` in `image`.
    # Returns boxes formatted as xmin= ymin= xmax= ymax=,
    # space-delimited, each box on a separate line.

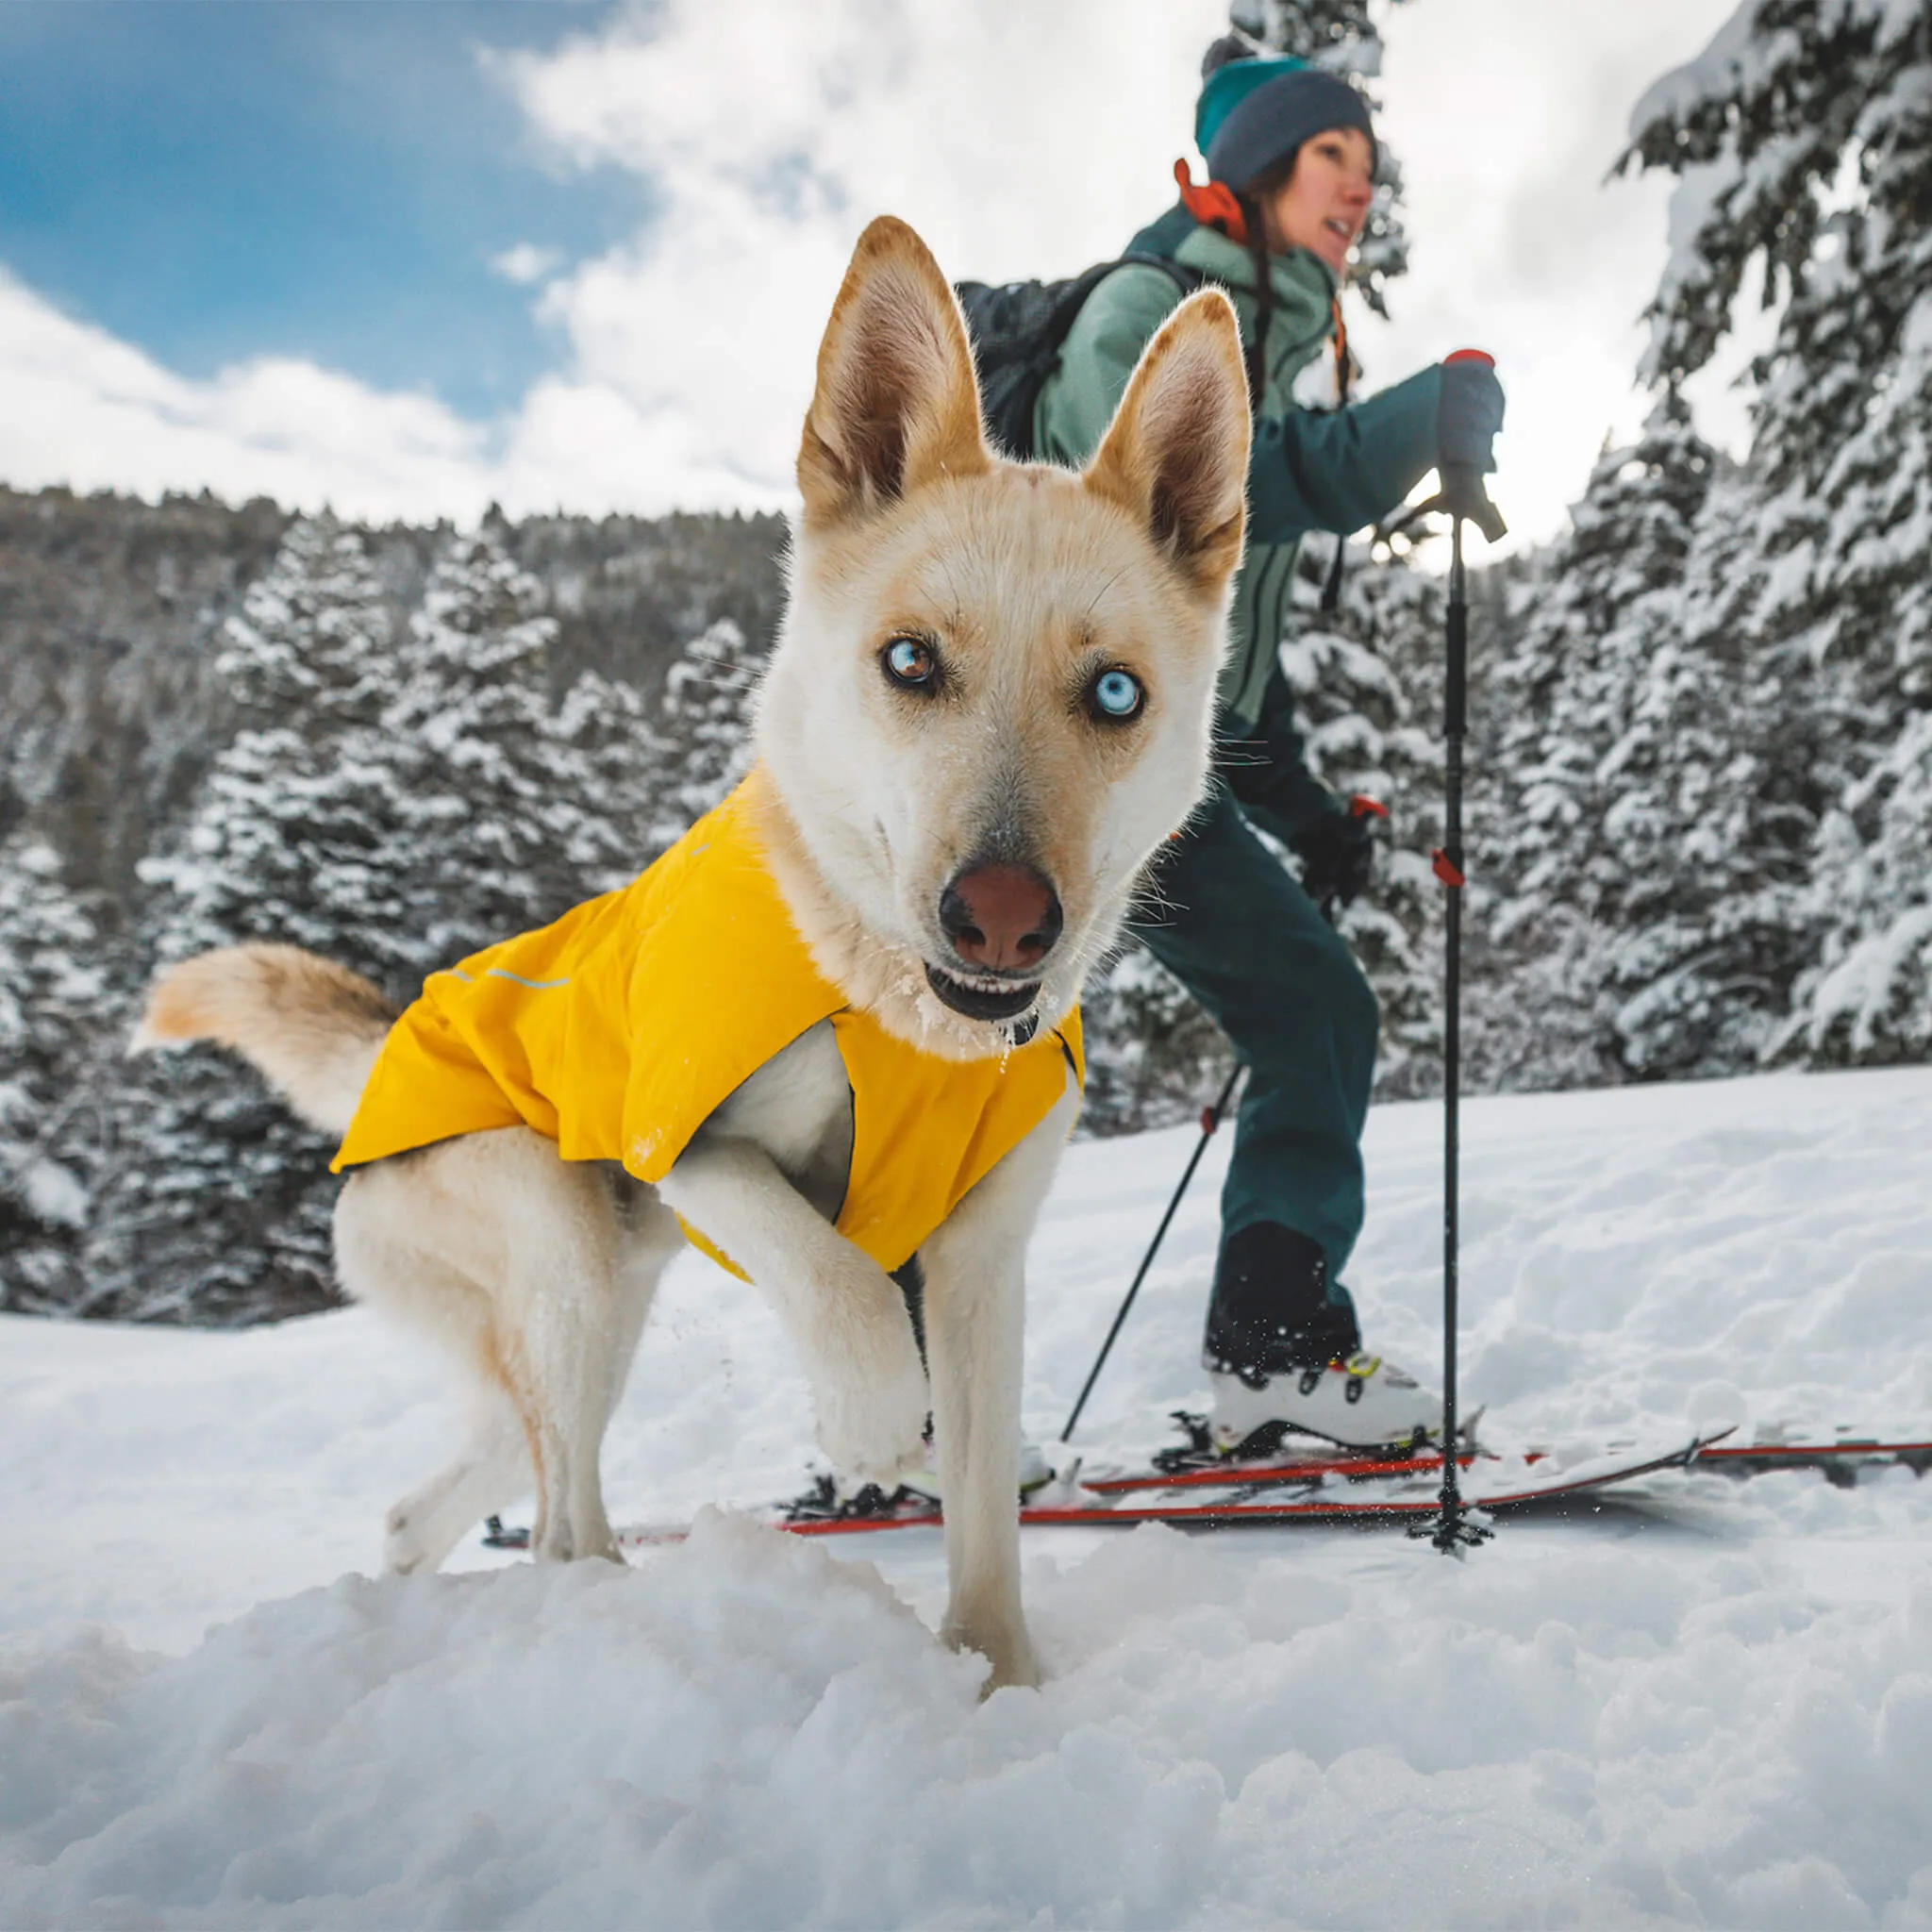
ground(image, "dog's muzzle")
xmin=924 ymin=964 xmax=1041 ymax=1042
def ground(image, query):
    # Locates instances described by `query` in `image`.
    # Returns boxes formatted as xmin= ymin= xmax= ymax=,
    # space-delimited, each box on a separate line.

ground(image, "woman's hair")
xmin=1242 ymin=154 xmax=1298 ymax=202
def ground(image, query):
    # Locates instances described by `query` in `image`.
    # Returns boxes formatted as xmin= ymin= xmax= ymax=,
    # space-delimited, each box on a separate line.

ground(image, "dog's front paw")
xmin=814 ymin=1342 xmax=930 ymax=1490
xmin=944 ymin=1611 xmax=1041 ymax=1695
xmin=384 ymin=1502 xmax=438 ymax=1577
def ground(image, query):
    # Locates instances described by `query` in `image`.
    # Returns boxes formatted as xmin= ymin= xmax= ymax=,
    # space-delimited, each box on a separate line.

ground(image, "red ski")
xmin=1030 ymin=1426 xmax=1722 ymax=1526
xmin=1690 ymin=1433 xmax=1932 ymax=1476
xmin=484 ymin=1424 xmax=1932 ymax=1550
xmin=1076 ymin=1426 xmax=1932 ymax=1498
xmin=1079 ymin=1443 xmax=1504 ymax=1494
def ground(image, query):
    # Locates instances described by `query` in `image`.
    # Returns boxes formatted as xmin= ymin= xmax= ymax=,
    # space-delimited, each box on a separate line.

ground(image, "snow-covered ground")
xmin=5 ymin=1066 xmax=1931 ymax=1929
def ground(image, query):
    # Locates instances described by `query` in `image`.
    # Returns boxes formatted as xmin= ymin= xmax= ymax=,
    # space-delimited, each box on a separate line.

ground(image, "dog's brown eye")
xmin=882 ymin=637 xmax=939 ymax=690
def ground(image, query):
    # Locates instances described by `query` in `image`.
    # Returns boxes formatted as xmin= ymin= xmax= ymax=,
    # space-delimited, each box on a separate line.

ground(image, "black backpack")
xmin=954 ymin=254 xmax=1204 ymax=459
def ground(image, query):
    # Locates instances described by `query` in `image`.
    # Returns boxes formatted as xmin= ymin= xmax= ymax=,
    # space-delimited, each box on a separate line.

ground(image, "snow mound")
xmin=7 ymin=1494 xmax=1932 ymax=1929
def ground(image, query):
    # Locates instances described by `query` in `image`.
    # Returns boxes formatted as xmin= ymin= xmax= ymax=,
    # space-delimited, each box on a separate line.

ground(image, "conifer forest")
xmin=3 ymin=0 xmax=1928 ymax=1327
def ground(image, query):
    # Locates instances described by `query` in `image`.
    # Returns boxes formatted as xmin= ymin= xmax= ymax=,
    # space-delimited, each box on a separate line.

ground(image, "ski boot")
xmin=789 ymin=1434 xmax=1057 ymax=1522
xmin=1199 ymin=1222 xmax=1442 ymax=1456
xmin=1206 ymin=1353 xmax=1441 ymax=1456
xmin=895 ymin=1437 xmax=1057 ymax=1505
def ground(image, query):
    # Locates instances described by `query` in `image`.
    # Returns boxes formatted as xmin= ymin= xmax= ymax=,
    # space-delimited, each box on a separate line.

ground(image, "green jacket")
xmin=1034 ymin=205 xmax=1442 ymax=841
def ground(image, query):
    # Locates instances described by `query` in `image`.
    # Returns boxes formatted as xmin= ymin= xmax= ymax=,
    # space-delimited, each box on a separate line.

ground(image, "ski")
xmin=1689 ymin=1433 xmax=1932 ymax=1477
xmin=483 ymin=1423 xmax=1925 ymax=1551
xmin=1081 ymin=1424 xmax=1932 ymax=1497
xmin=1083 ymin=1445 xmax=1508 ymax=1494
xmin=1017 ymin=1426 xmax=1725 ymax=1526
xmin=1080 ymin=1410 xmax=1491 ymax=1495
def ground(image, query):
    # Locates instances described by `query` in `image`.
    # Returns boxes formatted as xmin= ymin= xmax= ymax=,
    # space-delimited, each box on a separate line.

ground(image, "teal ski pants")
xmin=1129 ymin=781 xmax=1378 ymax=1315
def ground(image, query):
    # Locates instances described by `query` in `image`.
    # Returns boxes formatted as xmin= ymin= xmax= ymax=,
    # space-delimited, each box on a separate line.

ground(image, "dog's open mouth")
xmin=924 ymin=964 xmax=1040 ymax=1024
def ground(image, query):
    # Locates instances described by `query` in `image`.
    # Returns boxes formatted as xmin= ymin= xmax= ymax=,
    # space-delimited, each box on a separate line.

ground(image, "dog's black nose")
xmin=940 ymin=864 xmax=1062 ymax=973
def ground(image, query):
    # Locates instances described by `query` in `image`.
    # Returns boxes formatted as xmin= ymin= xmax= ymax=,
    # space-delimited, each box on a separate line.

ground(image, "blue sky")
xmin=0 ymin=0 xmax=1744 ymax=541
xmin=0 ymin=1 xmax=631 ymax=415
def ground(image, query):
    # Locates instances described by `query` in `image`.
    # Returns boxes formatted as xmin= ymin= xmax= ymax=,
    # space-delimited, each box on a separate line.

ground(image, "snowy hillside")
xmin=5 ymin=1066 xmax=1931 ymax=1928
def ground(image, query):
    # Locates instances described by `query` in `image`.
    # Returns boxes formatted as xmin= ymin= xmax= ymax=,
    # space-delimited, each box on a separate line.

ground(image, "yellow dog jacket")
xmin=332 ymin=770 xmax=1083 ymax=1279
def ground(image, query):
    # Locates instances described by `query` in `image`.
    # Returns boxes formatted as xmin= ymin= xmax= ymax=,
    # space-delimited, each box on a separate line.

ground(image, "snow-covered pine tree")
xmin=645 ymin=617 xmax=761 ymax=852
xmin=140 ymin=518 xmax=421 ymax=989
xmin=1623 ymin=0 xmax=1932 ymax=1066
xmin=1075 ymin=950 xmax=1230 ymax=1141
xmin=383 ymin=532 xmax=661 ymax=961
xmin=550 ymin=663 xmax=674 ymax=891
xmin=1776 ymin=23 xmax=1932 ymax=1062
xmin=208 ymin=511 xmax=399 ymax=724
xmin=1471 ymin=396 xmax=1765 ymax=1087
xmin=86 ymin=517 xmax=408 ymax=1324
xmin=89 ymin=524 xmax=666 ymax=1324
xmin=1279 ymin=547 xmax=1445 ymax=1094
xmin=1794 ymin=707 xmax=1932 ymax=1061
xmin=0 ymin=837 xmax=111 ymax=1314
xmin=1607 ymin=444 xmax=1833 ymax=1078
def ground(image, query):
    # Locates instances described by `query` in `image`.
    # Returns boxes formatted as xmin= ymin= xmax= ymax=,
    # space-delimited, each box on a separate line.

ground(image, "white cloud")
xmin=491 ymin=242 xmax=563 ymax=286
xmin=492 ymin=0 xmax=1228 ymax=496
xmin=0 ymin=0 xmax=1749 ymax=545
xmin=0 ymin=267 xmax=784 ymax=525
xmin=0 ymin=270 xmax=493 ymax=524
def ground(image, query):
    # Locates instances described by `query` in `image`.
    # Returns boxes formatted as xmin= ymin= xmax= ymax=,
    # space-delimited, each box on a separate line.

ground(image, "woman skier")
xmin=1033 ymin=37 xmax=1506 ymax=1454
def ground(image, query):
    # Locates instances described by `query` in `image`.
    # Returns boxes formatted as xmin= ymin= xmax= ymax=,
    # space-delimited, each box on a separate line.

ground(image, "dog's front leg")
xmin=921 ymin=1073 xmax=1080 ymax=1695
xmin=659 ymin=1139 xmax=929 ymax=1488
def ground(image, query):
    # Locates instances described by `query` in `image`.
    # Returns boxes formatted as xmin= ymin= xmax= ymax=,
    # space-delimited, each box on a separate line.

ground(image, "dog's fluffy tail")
xmin=131 ymin=944 xmax=397 ymax=1137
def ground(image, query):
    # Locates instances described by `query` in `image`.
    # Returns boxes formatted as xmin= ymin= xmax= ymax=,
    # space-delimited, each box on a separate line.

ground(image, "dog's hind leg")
xmin=338 ymin=1139 xmax=680 ymax=1571
xmin=336 ymin=1174 xmax=534 ymax=1574
xmin=508 ymin=1185 xmax=681 ymax=1563
xmin=920 ymin=1072 xmax=1080 ymax=1695
xmin=604 ymin=1172 xmax=686 ymax=1431
xmin=383 ymin=1392 xmax=529 ymax=1576
xmin=493 ymin=1145 xmax=657 ymax=1566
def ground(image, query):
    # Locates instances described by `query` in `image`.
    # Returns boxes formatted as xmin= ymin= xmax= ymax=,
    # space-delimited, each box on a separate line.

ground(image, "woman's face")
xmin=1258 ymin=125 xmax=1374 ymax=272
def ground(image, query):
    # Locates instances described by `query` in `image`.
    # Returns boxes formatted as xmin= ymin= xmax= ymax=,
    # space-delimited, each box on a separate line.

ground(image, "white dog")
xmin=135 ymin=216 xmax=1250 ymax=1691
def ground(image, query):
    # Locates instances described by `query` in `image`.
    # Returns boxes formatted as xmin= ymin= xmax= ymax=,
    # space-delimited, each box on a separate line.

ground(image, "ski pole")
xmin=1410 ymin=448 xmax=1505 ymax=1556
xmin=1060 ymin=1060 xmax=1245 ymax=1443
xmin=1424 ymin=511 xmax=1484 ymax=1550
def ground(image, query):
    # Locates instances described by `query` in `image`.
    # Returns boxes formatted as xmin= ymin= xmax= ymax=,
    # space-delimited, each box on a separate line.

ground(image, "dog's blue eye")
xmin=883 ymin=638 xmax=938 ymax=688
xmin=1091 ymin=669 xmax=1144 ymax=720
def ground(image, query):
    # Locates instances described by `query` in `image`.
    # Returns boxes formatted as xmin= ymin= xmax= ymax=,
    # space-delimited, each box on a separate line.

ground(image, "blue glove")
xmin=1438 ymin=351 xmax=1504 ymax=472
xmin=1436 ymin=351 xmax=1507 ymax=542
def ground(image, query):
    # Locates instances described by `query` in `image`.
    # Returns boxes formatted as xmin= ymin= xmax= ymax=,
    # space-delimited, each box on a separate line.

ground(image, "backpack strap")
xmin=958 ymin=253 xmax=1204 ymax=459
xmin=1052 ymin=253 xmax=1200 ymax=342
xmin=1320 ymin=294 xmax=1356 ymax=614
xmin=1052 ymin=253 xmax=1205 ymax=358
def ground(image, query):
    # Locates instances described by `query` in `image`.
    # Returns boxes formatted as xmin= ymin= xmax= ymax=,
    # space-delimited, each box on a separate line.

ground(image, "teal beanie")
xmin=1195 ymin=53 xmax=1376 ymax=189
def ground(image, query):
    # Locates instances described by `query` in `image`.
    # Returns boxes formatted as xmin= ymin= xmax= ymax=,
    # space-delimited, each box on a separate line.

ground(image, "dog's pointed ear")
xmin=797 ymin=216 xmax=991 ymax=535
xmin=1083 ymin=288 xmax=1250 ymax=601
